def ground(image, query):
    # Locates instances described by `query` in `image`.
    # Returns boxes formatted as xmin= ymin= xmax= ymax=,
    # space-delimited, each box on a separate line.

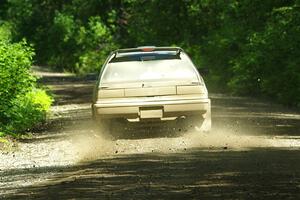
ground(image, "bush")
xmin=229 ymin=6 xmax=300 ymax=106
xmin=0 ymin=24 xmax=52 ymax=135
xmin=75 ymin=16 xmax=118 ymax=74
xmin=0 ymin=22 xmax=12 ymax=42
xmin=4 ymin=89 xmax=53 ymax=133
xmin=45 ymin=13 xmax=117 ymax=73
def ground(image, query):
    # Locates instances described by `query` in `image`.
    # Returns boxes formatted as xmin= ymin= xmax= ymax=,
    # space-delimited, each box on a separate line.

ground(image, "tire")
xmin=187 ymin=109 xmax=211 ymax=133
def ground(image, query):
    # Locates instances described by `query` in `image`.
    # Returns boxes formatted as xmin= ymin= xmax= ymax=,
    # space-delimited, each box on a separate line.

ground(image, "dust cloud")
xmin=68 ymin=122 xmax=300 ymax=163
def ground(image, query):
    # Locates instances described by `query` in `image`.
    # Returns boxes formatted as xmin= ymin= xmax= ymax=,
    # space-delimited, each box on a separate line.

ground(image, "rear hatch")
xmin=98 ymin=50 xmax=205 ymax=99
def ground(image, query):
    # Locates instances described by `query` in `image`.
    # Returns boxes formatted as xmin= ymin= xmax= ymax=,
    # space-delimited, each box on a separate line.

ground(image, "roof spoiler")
xmin=113 ymin=46 xmax=183 ymax=54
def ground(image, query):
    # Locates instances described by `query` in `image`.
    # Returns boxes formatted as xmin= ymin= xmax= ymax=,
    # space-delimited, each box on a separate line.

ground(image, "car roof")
xmin=112 ymin=46 xmax=183 ymax=54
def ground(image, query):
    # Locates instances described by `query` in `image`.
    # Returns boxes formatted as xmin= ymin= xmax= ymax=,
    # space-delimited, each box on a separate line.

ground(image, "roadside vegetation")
xmin=0 ymin=24 xmax=52 ymax=137
xmin=0 ymin=0 xmax=299 ymax=137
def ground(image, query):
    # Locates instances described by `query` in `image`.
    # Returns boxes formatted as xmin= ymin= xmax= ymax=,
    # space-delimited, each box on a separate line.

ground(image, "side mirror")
xmin=198 ymin=68 xmax=210 ymax=75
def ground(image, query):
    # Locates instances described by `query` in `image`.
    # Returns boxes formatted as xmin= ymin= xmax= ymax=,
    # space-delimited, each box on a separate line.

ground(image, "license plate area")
xmin=140 ymin=107 xmax=163 ymax=119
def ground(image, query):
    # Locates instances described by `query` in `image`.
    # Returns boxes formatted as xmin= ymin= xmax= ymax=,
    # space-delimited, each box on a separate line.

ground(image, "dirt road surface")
xmin=1 ymin=67 xmax=300 ymax=199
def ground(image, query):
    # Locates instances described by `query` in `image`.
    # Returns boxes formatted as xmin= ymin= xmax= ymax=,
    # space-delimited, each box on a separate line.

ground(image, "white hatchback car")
xmin=92 ymin=47 xmax=211 ymax=137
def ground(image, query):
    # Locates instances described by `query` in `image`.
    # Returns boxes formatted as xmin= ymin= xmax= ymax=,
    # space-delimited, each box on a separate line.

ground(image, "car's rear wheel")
xmin=188 ymin=115 xmax=211 ymax=133
xmin=187 ymin=106 xmax=211 ymax=133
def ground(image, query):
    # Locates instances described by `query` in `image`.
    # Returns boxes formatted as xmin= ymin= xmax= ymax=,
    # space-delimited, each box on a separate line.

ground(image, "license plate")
xmin=140 ymin=109 xmax=163 ymax=119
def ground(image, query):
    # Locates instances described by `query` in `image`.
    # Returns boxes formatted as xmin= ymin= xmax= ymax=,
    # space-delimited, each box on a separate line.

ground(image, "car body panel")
xmin=92 ymin=46 xmax=211 ymax=133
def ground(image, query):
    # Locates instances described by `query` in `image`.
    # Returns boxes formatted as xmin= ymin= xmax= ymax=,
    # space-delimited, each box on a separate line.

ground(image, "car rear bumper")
xmin=92 ymin=97 xmax=210 ymax=120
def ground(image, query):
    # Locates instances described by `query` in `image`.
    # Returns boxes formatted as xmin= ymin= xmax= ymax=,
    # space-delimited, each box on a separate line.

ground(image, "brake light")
xmin=142 ymin=48 xmax=154 ymax=52
xmin=138 ymin=46 xmax=156 ymax=52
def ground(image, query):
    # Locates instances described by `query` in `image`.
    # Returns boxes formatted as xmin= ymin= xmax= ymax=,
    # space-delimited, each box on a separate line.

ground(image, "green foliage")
xmin=0 ymin=39 xmax=35 ymax=114
xmin=229 ymin=5 xmax=300 ymax=106
xmin=4 ymin=0 xmax=118 ymax=73
xmin=0 ymin=22 xmax=12 ymax=42
xmin=46 ymin=11 xmax=77 ymax=69
xmin=75 ymin=16 xmax=118 ymax=73
xmin=5 ymin=89 xmax=53 ymax=133
xmin=0 ymin=27 xmax=52 ymax=135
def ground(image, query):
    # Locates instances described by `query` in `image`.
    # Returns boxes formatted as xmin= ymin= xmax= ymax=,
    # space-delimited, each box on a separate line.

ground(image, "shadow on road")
xmin=2 ymin=148 xmax=300 ymax=199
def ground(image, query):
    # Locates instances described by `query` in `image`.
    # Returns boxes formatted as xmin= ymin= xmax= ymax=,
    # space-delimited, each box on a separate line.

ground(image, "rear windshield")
xmin=110 ymin=52 xmax=180 ymax=63
xmin=101 ymin=52 xmax=199 ymax=84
